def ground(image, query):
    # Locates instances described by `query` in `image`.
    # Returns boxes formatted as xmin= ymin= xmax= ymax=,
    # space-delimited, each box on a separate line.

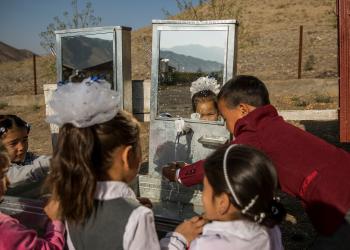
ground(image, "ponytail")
xmin=46 ymin=111 xmax=140 ymax=225
xmin=47 ymin=124 xmax=99 ymax=224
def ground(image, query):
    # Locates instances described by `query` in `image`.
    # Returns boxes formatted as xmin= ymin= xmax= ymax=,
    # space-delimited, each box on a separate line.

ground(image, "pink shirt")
xmin=0 ymin=212 xmax=65 ymax=250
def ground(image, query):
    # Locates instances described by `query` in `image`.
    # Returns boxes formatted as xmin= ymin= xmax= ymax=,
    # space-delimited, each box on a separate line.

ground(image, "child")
xmin=0 ymin=140 xmax=65 ymax=250
xmin=163 ymin=75 xmax=350 ymax=248
xmin=161 ymin=144 xmax=285 ymax=250
xmin=46 ymin=78 xmax=154 ymax=249
xmin=190 ymin=76 xmax=219 ymax=121
xmin=0 ymin=115 xmax=50 ymax=198
xmin=46 ymin=77 xmax=206 ymax=250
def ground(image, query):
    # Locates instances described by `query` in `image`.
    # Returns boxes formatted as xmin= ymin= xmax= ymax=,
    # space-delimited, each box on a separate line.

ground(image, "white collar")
xmin=203 ymin=220 xmax=267 ymax=240
xmin=94 ymin=181 xmax=137 ymax=201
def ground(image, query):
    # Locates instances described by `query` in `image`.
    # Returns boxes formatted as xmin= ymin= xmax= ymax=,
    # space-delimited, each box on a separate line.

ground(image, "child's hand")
xmin=44 ymin=198 xmax=61 ymax=221
xmin=162 ymin=161 xmax=186 ymax=182
xmin=137 ymin=197 xmax=153 ymax=209
xmin=175 ymin=216 xmax=207 ymax=243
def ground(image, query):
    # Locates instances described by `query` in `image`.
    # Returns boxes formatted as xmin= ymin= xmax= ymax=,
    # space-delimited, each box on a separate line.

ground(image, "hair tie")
xmin=254 ymin=212 xmax=266 ymax=224
xmin=268 ymin=197 xmax=286 ymax=222
xmin=46 ymin=77 xmax=120 ymax=128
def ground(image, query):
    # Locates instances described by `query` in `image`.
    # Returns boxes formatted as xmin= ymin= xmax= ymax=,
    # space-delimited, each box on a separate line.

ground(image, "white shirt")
xmin=66 ymin=181 xmax=161 ymax=250
xmin=161 ymin=220 xmax=283 ymax=250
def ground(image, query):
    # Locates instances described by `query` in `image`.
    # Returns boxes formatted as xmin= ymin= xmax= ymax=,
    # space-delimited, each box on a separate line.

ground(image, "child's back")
xmin=190 ymin=220 xmax=282 ymax=250
xmin=66 ymin=182 xmax=157 ymax=250
xmin=46 ymin=78 xmax=160 ymax=250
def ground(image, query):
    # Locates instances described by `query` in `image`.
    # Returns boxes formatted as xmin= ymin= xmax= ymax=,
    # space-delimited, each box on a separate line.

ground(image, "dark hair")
xmin=204 ymin=144 xmax=285 ymax=228
xmin=0 ymin=140 xmax=10 ymax=172
xmin=0 ymin=115 xmax=30 ymax=138
xmin=192 ymin=90 xmax=217 ymax=112
xmin=46 ymin=111 xmax=140 ymax=224
xmin=217 ymin=75 xmax=270 ymax=108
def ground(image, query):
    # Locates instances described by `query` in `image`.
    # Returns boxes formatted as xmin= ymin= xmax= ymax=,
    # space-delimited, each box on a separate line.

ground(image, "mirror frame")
xmin=151 ymin=20 xmax=238 ymax=124
xmin=55 ymin=26 xmax=132 ymax=112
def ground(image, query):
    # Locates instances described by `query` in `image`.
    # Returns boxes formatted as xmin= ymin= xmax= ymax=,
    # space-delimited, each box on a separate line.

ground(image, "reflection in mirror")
xmin=61 ymin=33 xmax=114 ymax=85
xmin=157 ymin=30 xmax=227 ymax=120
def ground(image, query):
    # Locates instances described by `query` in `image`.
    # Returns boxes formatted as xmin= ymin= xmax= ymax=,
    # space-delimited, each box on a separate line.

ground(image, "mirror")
xmin=157 ymin=30 xmax=227 ymax=121
xmin=61 ymin=33 xmax=114 ymax=84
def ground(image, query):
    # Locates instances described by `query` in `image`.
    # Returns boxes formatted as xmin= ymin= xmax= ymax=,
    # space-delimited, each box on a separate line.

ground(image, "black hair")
xmin=0 ymin=115 xmax=30 ymax=138
xmin=204 ymin=144 xmax=285 ymax=228
xmin=217 ymin=75 xmax=270 ymax=108
xmin=192 ymin=90 xmax=217 ymax=112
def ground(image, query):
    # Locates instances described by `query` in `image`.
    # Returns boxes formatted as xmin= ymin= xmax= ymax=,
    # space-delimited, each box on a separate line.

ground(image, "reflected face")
xmin=2 ymin=128 xmax=29 ymax=163
xmin=196 ymin=101 xmax=218 ymax=121
xmin=218 ymin=99 xmax=244 ymax=134
xmin=202 ymin=176 xmax=221 ymax=220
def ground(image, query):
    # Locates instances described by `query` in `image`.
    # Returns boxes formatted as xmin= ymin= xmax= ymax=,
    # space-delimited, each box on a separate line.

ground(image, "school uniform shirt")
xmin=178 ymin=104 xmax=350 ymax=235
xmin=6 ymin=152 xmax=50 ymax=198
xmin=65 ymin=181 xmax=161 ymax=250
xmin=0 ymin=212 xmax=65 ymax=250
xmin=161 ymin=220 xmax=283 ymax=250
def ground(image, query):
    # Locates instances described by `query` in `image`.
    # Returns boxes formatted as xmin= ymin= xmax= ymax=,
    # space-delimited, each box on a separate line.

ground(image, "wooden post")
xmin=33 ymin=54 xmax=37 ymax=95
xmin=338 ymin=0 xmax=350 ymax=142
xmin=298 ymin=25 xmax=303 ymax=79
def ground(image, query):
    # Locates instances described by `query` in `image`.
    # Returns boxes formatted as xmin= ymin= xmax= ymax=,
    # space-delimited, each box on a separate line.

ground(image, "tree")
xmin=39 ymin=0 xmax=101 ymax=54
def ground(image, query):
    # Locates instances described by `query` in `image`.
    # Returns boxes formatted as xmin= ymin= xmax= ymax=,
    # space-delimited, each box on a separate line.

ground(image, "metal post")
xmin=33 ymin=54 xmax=37 ymax=95
xmin=298 ymin=25 xmax=303 ymax=79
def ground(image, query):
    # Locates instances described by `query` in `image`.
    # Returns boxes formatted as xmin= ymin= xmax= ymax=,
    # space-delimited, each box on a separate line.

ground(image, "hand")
xmin=44 ymin=198 xmax=61 ymax=221
xmin=162 ymin=161 xmax=186 ymax=182
xmin=137 ymin=197 xmax=153 ymax=209
xmin=175 ymin=216 xmax=207 ymax=243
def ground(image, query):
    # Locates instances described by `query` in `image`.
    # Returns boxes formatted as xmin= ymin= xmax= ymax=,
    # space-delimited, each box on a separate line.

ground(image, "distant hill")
xmin=160 ymin=50 xmax=223 ymax=72
xmin=61 ymin=36 xmax=113 ymax=70
xmin=0 ymin=41 xmax=34 ymax=63
xmin=168 ymin=44 xmax=225 ymax=64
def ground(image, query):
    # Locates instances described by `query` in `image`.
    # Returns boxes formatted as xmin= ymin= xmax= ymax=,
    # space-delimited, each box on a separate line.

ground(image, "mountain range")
xmin=0 ymin=41 xmax=34 ymax=63
xmin=61 ymin=36 xmax=113 ymax=70
xmin=160 ymin=50 xmax=224 ymax=73
xmin=166 ymin=44 xmax=225 ymax=64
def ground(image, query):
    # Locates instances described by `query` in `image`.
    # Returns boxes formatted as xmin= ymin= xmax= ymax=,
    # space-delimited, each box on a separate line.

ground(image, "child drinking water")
xmin=161 ymin=144 xmax=285 ymax=249
xmin=0 ymin=140 xmax=65 ymax=250
xmin=0 ymin=115 xmax=50 ymax=198
xmin=190 ymin=76 xmax=219 ymax=121
xmin=165 ymin=75 xmax=350 ymax=249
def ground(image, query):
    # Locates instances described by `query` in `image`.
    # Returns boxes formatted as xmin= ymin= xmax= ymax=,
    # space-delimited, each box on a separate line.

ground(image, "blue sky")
xmin=0 ymin=0 xmax=197 ymax=55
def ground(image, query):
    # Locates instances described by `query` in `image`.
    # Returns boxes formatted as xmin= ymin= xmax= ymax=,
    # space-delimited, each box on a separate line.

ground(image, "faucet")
xmin=175 ymin=117 xmax=192 ymax=143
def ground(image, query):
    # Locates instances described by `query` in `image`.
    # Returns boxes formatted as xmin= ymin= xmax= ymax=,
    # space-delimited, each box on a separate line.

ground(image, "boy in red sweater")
xmin=163 ymin=75 xmax=350 ymax=249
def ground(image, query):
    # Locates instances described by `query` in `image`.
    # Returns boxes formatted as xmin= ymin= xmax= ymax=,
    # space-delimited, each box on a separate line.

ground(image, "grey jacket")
xmin=6 ymin=152 xmax=50 ymax=198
